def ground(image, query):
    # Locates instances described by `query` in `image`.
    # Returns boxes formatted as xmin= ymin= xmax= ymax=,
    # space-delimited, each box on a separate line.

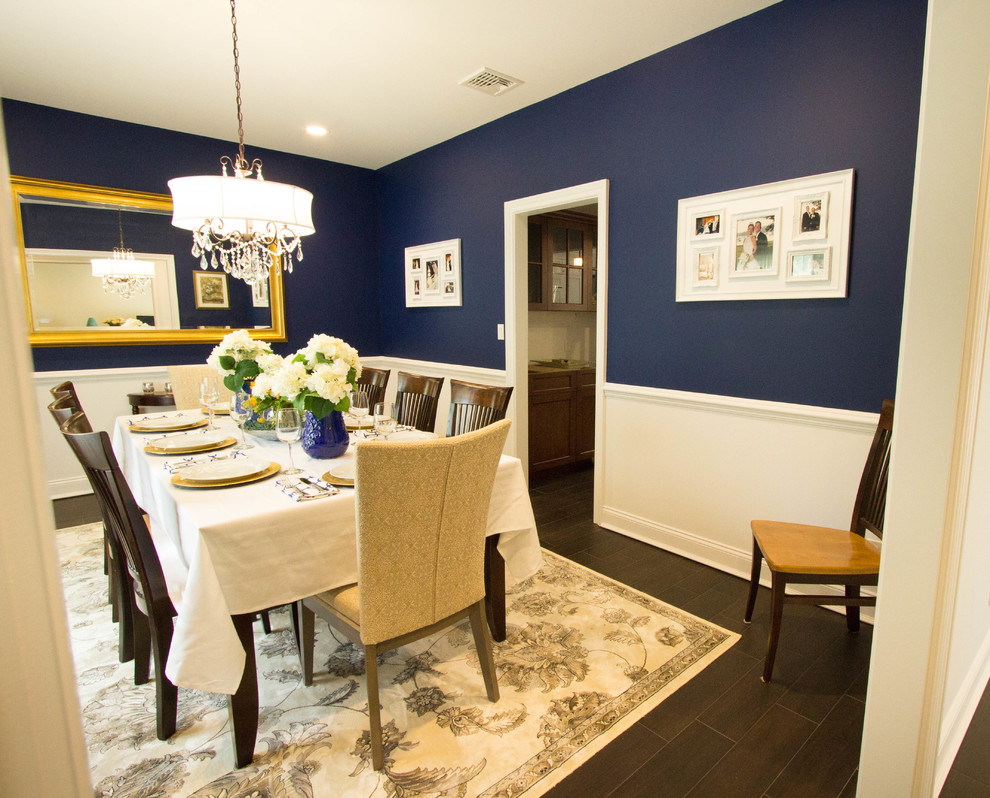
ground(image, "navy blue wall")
xmin=376 ymin=0 xmax=927 ymax=411
xmin=3 ymin=99 xmax=380 ymax=370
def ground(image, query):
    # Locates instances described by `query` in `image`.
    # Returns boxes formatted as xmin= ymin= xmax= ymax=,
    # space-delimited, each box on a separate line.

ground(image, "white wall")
xmin=859 ymin=1 xmax=990 ymax=795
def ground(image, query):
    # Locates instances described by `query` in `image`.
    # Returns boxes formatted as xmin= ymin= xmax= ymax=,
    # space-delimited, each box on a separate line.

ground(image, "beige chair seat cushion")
xmin=311 ymin=583 xmax=361 ymax=627
xmin=751 ymin=520 xmax=881 ymax=575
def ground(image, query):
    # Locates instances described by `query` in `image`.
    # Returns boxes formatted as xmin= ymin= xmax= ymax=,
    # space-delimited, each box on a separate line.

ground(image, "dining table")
xmin=110 ymin=409 xmax=542 ymax=767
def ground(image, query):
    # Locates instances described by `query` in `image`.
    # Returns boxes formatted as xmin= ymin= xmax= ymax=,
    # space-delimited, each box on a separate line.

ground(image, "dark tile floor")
xmin=54 ymin=462 xmax=988 ymax=796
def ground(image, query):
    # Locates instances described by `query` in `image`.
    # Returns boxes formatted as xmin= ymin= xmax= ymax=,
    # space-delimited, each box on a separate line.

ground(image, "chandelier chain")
xmin=230 ymin=0 xmax=247 ymax=172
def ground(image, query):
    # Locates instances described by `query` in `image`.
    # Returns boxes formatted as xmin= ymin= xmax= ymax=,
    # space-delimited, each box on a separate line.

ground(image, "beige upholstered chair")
xmin=297 ymin=418 xmax=511 ymax=770
xmin=166 ymin=364 xmax=234 ymax=411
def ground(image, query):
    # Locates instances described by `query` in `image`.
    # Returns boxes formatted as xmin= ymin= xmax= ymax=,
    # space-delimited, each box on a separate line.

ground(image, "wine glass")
xmin=276 ymin=407 xmax=303 ymax=475
xmin=228 ymin=395 xmax=252 ymax=450
xmin=373 ymin=402 xmax=396 ymax=440
xmin=349 ymin=390 xmax=370 ymax=434
xmin=200 ymin=377 xmax=219 ymax=429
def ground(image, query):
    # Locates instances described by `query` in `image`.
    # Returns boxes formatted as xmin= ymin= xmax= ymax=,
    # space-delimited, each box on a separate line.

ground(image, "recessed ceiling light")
xmin=306 ymin=125 xmax=328 ymax=136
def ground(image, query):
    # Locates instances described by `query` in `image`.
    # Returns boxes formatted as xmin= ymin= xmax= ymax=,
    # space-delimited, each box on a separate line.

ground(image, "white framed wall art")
xmin=405 ymin=238 xmax=462 ymax=307
xmin=675 ymin=169 xmax=854 ymax=301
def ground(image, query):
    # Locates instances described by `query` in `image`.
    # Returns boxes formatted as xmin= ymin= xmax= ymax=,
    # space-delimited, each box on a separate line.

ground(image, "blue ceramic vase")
xmin=301 ymin=410 xmax=349 ymax=459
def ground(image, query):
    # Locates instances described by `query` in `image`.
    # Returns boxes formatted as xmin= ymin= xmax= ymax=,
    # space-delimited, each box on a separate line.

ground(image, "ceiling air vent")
xmin=459 ymin=67 xmax=523 ymax=96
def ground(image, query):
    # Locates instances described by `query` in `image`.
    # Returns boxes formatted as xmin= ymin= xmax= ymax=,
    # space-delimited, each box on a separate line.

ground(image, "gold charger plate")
xmin=144 ymin=437 xmax=237 ymax=455
xmin=201 ymin=406 xmax=231 ymax=415
xmin=129 ymin=418 xmax=208 ymax=433
xmin=171 ymin=461 xmax=281 ymax=489
xmin=321 ymin=473 xmax=354 ymax=487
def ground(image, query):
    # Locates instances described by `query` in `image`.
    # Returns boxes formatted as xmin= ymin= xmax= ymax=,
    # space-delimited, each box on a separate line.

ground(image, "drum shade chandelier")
xmin=168 ymin=0 xmax=314 ymax=287
xmin=90 ymin=210 xmax=155 ymax=299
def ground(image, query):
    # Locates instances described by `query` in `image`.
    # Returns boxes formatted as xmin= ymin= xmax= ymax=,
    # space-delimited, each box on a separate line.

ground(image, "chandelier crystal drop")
xmin=90 ymin=211 xmax=155 ymax=298
xmin=168 ymin=0 xmax=314 ymax=288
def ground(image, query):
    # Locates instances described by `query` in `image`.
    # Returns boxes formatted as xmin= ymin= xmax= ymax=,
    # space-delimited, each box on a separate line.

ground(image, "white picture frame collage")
xmin=675 ymin=169 xmax=854 ymax=302
xmin=404 ymin=238 xmax=462 ymax=307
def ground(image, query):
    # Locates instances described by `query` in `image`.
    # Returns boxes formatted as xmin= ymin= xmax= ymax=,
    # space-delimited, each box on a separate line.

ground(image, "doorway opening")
xmin=503 ymin=179 xmax=608 ymax=523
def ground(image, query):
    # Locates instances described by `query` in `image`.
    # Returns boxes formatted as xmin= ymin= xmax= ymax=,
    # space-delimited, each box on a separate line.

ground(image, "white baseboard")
xmin=935 ymin=629 xmax=990 ymax=792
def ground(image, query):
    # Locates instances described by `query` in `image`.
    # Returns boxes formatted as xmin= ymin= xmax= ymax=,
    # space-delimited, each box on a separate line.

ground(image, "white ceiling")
xmin=0 ymin=0 xmax=777 ymax=170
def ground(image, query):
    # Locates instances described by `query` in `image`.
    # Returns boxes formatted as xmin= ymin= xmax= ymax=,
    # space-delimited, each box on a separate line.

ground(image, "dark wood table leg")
xmin=228 ymin=613 xmax=258 ymax=768
xmin=484 ymin=535 xmax=506 ymax=642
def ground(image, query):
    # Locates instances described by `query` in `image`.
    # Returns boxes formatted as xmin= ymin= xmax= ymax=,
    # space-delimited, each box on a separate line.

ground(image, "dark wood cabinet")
xmin=528 ymin=212 xmax=597 ymax=312
xmin=529 ymin=367 xmax=596 ymax=474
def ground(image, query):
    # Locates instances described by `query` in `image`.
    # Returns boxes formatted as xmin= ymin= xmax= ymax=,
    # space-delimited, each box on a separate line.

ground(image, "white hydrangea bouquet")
xmin=207 ymin=329 xmax=279 ymax=393
xmin=253 ymin=334 xmax=362 ymax=420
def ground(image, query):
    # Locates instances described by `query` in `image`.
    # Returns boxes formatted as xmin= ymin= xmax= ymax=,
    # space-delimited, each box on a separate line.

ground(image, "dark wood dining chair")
xmin=296 ymin=419 xmax=511 ymax=770
xmin=394 ymin=371 xmax=444 ymax=432
xmin=744 ymin=399 xmax=894 ymax=682
xmin=61 ymin=411 xmax=179 ymax=740
xmin=48 ymin=396 xmax=134 ymax=662
xmin=356 ymin=366 xmax=390 ymax=409
xmin=50 ymin=380 xmax=82 ymax=411
xmin=446 ymin=379 xmax=513 ymax=437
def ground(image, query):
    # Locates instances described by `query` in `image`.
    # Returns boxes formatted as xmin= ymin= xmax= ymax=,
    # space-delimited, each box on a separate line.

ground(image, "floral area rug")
xmin=59 ymin=523 xmax=738 ymax=797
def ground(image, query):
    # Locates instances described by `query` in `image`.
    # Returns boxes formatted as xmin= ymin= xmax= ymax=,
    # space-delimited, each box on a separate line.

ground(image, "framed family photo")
xmin=405 ymin=238 xmax=462 ymax=307
xmin=787 ymin=248 xmax=831 ymax=282
xmin=731 ymin=210 xmax=779 ymax=277
xmin=193 ymin=270 xmax=229 ymax=309
xmin=793 ymin=192 xmax=829 ymax=241
xmin=675 ymin=169 xmax=854 ymax=301
xmin=691 ymin=210 xmax=724 ymax=240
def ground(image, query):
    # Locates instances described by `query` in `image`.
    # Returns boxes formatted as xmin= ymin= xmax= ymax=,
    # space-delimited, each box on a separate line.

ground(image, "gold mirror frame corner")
xmin=10 ymin=175 xmax=287 ymax=348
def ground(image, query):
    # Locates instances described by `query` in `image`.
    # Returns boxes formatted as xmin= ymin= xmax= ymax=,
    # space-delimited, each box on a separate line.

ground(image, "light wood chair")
xmin=447 ymin=379 xmax=513 ymax=437
xmin=394 ymin=371 xmax=444 ymax=432
xmin=744 ymin=399 xmax=894 ymax=682
xmin=296 ymin=419 xmax=511 ymax=770
xmin=61 ymin=411 xmax=181 ymax=739
xmin=356 ymin=366 xmax=390 ymax=410
xmin=166 ymin=364 xmax=234 ymax=411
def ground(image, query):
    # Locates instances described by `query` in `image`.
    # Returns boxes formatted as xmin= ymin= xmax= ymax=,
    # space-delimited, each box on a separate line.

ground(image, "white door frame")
xmin=504 ymin=179 xmax=609 ymax=522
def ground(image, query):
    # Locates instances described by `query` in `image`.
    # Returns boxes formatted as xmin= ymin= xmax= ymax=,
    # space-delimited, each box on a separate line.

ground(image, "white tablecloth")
xmin=111 ymin=412 xmax=542 ymax=694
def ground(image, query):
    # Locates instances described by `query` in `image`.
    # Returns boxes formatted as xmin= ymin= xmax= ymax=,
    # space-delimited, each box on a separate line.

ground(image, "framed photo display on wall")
xmin=675 ymin=169 xmax=854 ymax=301
xmin=405 ymin=238 xmax=462 ymax=307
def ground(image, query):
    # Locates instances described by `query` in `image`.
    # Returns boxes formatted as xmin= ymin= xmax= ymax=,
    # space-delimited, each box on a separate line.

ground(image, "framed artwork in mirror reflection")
xmin=193 ymin=270 xmax=229 ymax=309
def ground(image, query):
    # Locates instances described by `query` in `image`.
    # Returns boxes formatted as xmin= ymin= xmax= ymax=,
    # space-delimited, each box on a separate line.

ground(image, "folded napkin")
xmin=278 ymin=476 xmax=339 ymax=502
xmin=164 ymin=450 xmax=248 ymax=474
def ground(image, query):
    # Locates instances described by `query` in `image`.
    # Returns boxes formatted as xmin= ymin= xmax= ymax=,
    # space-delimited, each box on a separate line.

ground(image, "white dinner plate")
xmin=327 ymin=461 xmax=356 ymax=481
xmin=129 ymin=415 xmax=207 ymax=432
xmin=149 ymin=430 xmax=231 ymax=452
xmin=344 ymin=413 xmax=373 ymax=429
xmin=178 ymin=457 xmax=272 ymax=483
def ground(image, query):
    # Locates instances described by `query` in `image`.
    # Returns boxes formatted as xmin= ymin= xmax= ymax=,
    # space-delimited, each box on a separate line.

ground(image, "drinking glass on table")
xmin=200 ymin=377 xmax=219 ymax=429
xmin=373 ymin=402 xmax=396 ymax=440
xmin=276 ymin=407 xmax=303 ymax=475
xmin=228 ymin=395 xmax=252 ymax=450
xmin=349 ymin=390 xmax=370 ymax=434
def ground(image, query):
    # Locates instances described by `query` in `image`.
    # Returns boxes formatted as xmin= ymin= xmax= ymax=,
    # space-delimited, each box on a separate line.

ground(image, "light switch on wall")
xmin=497 ymin=323 xmax=505 ymax=340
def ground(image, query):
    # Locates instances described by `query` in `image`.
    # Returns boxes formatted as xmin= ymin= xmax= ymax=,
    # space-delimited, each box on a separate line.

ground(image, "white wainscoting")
xmin=36 ymin=365 xmax=173 ymax=498
xmin=599 ymin=384 xmax=881 ymax=617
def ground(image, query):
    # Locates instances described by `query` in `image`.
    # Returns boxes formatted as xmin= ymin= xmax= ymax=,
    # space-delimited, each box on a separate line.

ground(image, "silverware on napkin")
xmin=278 ymin=476 xmax=339 ymax=501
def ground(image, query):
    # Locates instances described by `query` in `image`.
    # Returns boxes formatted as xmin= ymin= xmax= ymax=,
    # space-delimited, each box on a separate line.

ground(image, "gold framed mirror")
xmin=11 ymin=176 xmax=287 ymax=347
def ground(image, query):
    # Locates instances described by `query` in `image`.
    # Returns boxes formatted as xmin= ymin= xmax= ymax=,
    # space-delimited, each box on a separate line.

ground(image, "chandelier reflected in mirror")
xmin=168 ymin=0 xmax=314 ymax=287
xmin=90 ymin=210 xmax=155 ymax=299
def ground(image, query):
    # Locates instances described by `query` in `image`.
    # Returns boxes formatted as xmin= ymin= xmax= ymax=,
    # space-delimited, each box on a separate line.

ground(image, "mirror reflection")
xmin=11 ymin=177 xmax=285 ymax=346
